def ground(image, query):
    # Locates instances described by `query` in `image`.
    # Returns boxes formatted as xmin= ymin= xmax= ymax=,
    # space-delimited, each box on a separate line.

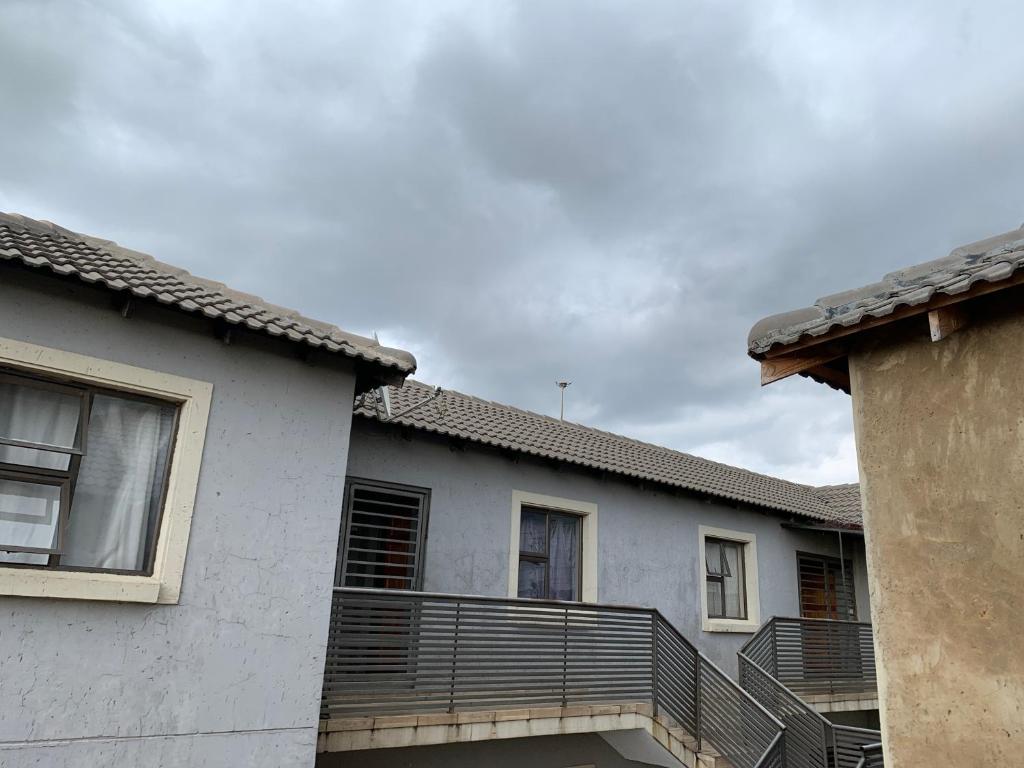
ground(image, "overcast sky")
xmin=3 ymin=1 xmax=1023 ymax=485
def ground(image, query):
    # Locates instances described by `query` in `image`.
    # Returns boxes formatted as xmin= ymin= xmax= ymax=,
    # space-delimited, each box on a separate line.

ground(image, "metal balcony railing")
xmin=322 ymin=588 xmax=785 ymax=768
xmin=744 ymin=617 xmax=877 ymax=698
xmin=738 ymin=617 xmax=883 ymax=768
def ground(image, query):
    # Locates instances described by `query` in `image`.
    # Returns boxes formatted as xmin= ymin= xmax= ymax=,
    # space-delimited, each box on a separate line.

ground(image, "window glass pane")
xmin=722 ymin=542 xmax=746 ymax=618
xmin=548 ymin=514 xmax=579 ymax=601
xmin=519 ymin=508 xmax=547 ymax=554
xmin=62 ymin=395 xmax=176 ymax=572
xmin=518 ymin=559 xmax=545 ymax=599
xmin=0 ymin=444 xmax=71 ymax=471
xmin=0 ymin=478 xmax=61 ymax=554
xmin=705 ymin=540 xmax=722 ymax=575
xmin=706 ymin=580 xmax=724 ymax=618
xmin=0 ymin=379 xmax=81 ymax=450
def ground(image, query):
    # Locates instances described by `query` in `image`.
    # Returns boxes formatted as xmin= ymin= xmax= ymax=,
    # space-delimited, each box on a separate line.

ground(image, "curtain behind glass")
xmin=722 ymin=543 xmax=745 ymax=618
xmin=0 ymin=383 xmax=80 ymax=564
xmin=62 ymin=395 xmax=175 ymax=571
xmin=548 ymin=515 xmax=579 ymax=601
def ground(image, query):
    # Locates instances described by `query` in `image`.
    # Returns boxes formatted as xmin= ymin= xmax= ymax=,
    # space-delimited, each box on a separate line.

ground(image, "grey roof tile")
xmin=749 ymin=225 xmax=1024 ymax=355
xmin=357 ymin=380 xmax=863 ymax=527
xmin=0 ymin=212 xmax=416 ymax=376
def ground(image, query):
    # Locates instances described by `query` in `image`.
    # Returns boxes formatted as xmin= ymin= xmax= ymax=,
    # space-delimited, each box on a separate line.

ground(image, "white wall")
xmin=0 ymin=270 xmax=357 ymax=767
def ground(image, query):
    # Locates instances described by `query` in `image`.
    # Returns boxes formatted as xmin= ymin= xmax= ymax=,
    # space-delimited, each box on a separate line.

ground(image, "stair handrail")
xmin=737 ymin=617 xmax=882 ymax=768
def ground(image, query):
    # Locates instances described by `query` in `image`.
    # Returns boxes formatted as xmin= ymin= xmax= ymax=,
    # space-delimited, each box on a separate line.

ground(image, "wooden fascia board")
xmin=759 ymin=268 xmax=1024 ymax=362
xmin=761 ymin=347 xmax=845 ymax=386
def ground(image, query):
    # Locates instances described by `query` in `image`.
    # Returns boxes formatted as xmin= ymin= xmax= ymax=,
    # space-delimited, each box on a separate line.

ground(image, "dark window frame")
xmin=336 ymin=477 xmax=431 ymax=591
xmin=0 ymin=366 xmax=180 ymax=575
xmin=517 ymin=506 xmax=583 ymax=602
xmin=705 ymin=536 xmax=748 ymax=620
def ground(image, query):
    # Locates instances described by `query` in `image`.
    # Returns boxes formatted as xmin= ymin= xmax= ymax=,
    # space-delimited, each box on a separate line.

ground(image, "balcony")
xmin=319 ymin=587 xmax=785 ymax=768
xmin=741 ymin=617 xmax=878 ymax=714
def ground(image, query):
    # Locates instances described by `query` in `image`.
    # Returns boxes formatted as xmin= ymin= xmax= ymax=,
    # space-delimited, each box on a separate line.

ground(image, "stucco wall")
xmin=0 ymin=271 xmax=357 ymax=767
xmin=347 ymin=418 xmax=870 ymax=673
xmin=849 ymin=300 xmax=1024 ymax=768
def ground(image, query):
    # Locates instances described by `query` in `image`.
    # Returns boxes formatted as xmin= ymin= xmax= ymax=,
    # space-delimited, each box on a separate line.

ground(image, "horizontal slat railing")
xmin=738 ymin=618 xmax=884 ymax=768
xmin=831 ymin=726 xmax=884 ymax=768
xmin=770 ymin=618 xmax=876 ymax=698
xmin=323 ymin=588 xmax=785 ymax=768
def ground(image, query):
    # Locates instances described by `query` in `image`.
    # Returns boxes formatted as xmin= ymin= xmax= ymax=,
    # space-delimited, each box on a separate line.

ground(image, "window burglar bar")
xmin=336 ymin=478 xmax=430 ymax=590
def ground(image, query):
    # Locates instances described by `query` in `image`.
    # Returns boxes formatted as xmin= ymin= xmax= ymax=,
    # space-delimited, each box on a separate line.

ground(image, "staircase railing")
xmin=738 ymin=618 xmax=883 ymax=768
xmin=854 ymin=742 xmax=884 ymax=768
xmin=322 ymin=587 xmax=785 ymax=768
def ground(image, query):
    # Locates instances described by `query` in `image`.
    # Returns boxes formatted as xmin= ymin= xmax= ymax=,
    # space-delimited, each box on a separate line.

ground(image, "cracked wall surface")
xmin=0 ymin=271 xmax=356 ymax=767
xmin=347 ymin=418 xmax=871 ymax=674
xmin=850 ymin=294 xmax=1024 ymax=768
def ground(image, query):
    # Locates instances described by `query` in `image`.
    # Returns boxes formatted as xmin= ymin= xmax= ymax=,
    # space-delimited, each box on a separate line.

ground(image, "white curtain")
xmin=548 ymin=515 xmax=579 ymax=601
xmin=0 ymin=382 xmax=81 ymax=564
xmin=62 ymin=394 xmax=174 ymax=571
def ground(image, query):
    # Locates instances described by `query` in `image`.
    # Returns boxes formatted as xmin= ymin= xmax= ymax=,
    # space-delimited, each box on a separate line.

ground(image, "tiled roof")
xmin=0 ymin=212 xmax=416 ymax=377
xmin=356 ymin=380 xmax=863 ymax=527
xmin=748 ymin=224 xmax=1024 ymax=356
xmin=811 ymin=484 xmax=863 ymax=527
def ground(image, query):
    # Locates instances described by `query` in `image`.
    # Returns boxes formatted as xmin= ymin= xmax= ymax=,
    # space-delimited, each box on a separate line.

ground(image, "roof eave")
xmin=751 ymin=268 xmax=1024 ymax=392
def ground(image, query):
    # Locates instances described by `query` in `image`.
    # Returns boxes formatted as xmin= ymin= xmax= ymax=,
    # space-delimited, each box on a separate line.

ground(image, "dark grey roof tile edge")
xmin=0 ymin=212 xmax=416 ymax=374
xmin=748 ymin=225 xmax=1024 ymax=356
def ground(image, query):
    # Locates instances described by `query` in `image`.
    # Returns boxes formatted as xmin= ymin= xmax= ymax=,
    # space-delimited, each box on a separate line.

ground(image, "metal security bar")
xmin=738 ymin=618 xmax=884 ymax=768
xmin=323 ymin=588 xmax=785 ymax=768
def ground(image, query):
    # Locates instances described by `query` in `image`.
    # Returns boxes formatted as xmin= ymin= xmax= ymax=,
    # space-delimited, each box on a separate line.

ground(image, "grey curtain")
xmin=62 ymin=394 xmax=175 ymax=571
xmin=548 ymin=515 xmax=579 ymax=601
xmin=0 ymin=382 xmax=80 ymax=563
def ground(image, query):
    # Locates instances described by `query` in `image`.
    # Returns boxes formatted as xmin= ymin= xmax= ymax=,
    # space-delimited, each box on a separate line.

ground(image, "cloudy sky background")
xmin=3 ymin=0 xmax=1023 ymax=484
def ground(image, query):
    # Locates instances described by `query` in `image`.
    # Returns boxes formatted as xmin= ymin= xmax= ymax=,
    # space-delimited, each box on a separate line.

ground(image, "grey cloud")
xmin=2 ymin=0 xmax=1023 ymax=483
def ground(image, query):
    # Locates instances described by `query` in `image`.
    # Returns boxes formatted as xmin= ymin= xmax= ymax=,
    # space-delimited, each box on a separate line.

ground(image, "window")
xmin=705 ymin=537 xmax=746 ymax=619
xmin=507 ymin=490 xmax=597 ymax=602
xmin=0 ymin=370 xmax=177 ymax=574
xmin=0 ymin=336 xmax=211 ymax=604
xmin=798 ymin=553 xmax=857 ymax=620
xmin=336 ymin=478 xmax=429 ymax=590
xmin=699 ymin=525 xmax=760 ymax=632
xmin=517 ymin=506 xmax=581 ymax=601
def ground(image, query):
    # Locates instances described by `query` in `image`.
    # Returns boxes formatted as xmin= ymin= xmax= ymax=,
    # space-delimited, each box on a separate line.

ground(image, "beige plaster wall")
xmin=849 ymin=302 xmax=1024 ymax=768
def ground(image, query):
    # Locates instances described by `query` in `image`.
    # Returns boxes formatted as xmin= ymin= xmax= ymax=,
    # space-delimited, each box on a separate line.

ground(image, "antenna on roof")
xmin=556 ymin=381 xmax=572 ymax=421
xmin=372 ymin=332 xmax=393 ymax=418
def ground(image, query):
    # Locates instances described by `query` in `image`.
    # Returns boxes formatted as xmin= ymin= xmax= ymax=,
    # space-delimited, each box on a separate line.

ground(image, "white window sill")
xmin=702 ymin=617 xmax=759 ymax=634
xmin=0 ymin=567 xmax=162 ymax=603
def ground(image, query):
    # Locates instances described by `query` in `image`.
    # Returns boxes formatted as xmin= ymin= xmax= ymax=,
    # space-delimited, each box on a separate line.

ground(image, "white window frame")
xmin=0 ymin=336 xmax=211 ymax=604
xmin=507 ymin=490 xmax=598 ymax=603
xmin=699 ymin=524 xmax=760 ymax=633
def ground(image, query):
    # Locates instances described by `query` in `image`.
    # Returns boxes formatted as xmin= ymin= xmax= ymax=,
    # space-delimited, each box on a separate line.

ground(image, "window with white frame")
xmin=0 ymin=336 xmax=210 ymax=604
xmin=0 ymin=369 xmax=178 ymax=574
xmin=704 ymin=537 xmax=746 ymax=619
xmin=699 ymin=525 xmax=760 ymax=632
xmin=507 ymin=490 xmax=598 ymax=603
